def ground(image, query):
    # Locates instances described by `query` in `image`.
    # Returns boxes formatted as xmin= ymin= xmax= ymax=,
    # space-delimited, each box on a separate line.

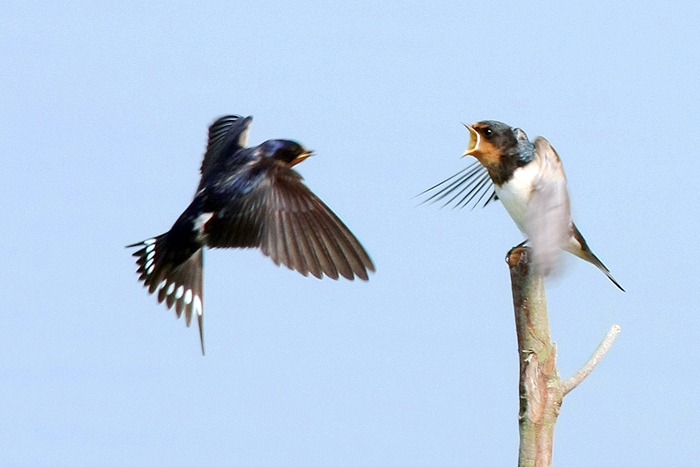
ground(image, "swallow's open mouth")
xmin=463 ymin=124 xmax=480 ymax=156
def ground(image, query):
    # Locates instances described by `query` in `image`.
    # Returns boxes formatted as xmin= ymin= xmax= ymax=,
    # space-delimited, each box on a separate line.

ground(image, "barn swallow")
xmin=423 ymin=120 xmax=623 ymax=291
xmin=128 ymin=115 xmax=375 ymax=354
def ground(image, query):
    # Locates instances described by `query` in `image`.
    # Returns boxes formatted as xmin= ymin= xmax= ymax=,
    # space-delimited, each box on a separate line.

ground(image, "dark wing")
xmin=205 ymin=163 xmax=374 ymax=281
xmin=199 ymin=115 xmax=253 ymax=186
xmin=419 ymin=161 xmax=497 ymax=209
xmin=202 ymin=171 xmax=268 ymax=249
xmin=526 ymin=137 xmax=571 ymax=276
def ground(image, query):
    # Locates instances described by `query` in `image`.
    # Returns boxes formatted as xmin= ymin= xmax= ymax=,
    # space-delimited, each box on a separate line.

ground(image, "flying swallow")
xmin=423 ymin=120 xmax=623 ymax=291
xmin=128 ymin=115 xmax=375 ymax=354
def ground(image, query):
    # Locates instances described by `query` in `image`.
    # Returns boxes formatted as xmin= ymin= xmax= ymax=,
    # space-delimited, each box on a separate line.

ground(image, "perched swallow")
xmin=423 ymin=120 xmax=623 ymax=291
xmin=128 ymin=115 xmax=375 ymax=354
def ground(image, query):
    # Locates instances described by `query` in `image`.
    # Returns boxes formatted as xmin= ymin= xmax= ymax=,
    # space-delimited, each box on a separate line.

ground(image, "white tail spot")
xmin=146 ymin=244 xmax=156 ymax=253
xmin=193 ymin=295 xmax=203 ymax=316
xmin=146 ymin=264 xmax=154 ymax=275
xmin=184 ymin=289 xmax=193 ymax=305
xmin=175 ymin=285 xmax=184 ymax=299
xmin=145 ymin=258 xmax=154 ymax=270
xmin=166 ymin=283 xmax=175 ymax=295
xmin=143 ymin=238 xmax=156 ymax=245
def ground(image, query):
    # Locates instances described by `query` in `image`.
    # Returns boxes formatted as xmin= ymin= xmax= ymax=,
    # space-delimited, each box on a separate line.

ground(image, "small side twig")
xmin=561 ymin=324 xmax=621 ymax=395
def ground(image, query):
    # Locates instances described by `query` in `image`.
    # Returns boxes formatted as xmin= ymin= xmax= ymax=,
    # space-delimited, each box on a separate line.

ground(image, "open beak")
xmin=291 ymin=150 xmax=313 ymax=166
xmin=462 ymin=124 xmax=479 ymax=157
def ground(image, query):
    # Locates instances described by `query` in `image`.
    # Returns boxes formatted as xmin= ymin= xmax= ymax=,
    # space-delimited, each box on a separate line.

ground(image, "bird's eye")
xmin=483 ymin=128 xmax=493 ymax=138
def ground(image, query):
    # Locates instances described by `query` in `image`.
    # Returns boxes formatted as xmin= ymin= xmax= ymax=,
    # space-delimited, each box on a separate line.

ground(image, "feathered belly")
xmin=493 ymin=164 xmax=538 ymax=235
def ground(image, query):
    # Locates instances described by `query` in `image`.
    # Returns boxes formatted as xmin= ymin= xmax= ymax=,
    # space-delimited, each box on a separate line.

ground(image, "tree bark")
xmin=507 ymin=246 xmax=620 ymax=467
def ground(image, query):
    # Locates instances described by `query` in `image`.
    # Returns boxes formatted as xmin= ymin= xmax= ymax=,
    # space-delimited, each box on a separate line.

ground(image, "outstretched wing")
xmin=526 ymin=137 xmax=571 ymax=276
xmin=199 ymin=115 xmax=253 ymax=186
xmin=204 ymin=161 xmax=375 ymax=281
xmin=419 ymin=161 xmax=498 ymax=209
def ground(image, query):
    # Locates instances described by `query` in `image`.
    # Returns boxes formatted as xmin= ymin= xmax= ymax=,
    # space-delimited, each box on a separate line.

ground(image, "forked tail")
xmin=570 ymin=224 xmax=625 ymax=292
xmin=127 ymin=234 xmax=206 ymax=354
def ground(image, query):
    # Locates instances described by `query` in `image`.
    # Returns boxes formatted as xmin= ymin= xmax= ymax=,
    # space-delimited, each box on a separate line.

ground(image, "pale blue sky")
xmin=2 ymin=1 xmax=699 ymax=465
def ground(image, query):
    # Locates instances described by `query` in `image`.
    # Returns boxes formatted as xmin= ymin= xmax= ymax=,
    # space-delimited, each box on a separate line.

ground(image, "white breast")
xmin=494 ymin=162 xmax=539 ymax=234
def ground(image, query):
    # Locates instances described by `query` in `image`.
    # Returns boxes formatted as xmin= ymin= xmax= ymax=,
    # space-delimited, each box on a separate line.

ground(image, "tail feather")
xmin=584 ymin=250 xmax=625 ymax=292
xmin=128 ymin=236 xmax=206 ymax=354
xmin=569 ymin=224 xmax=625 ymax=292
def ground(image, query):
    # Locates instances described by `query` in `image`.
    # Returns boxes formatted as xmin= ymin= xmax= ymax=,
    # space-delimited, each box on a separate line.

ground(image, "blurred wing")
xmin=199 ymin=115 xmax=253 ymax=183
xmin=526 ymin=137 xmax=571 ymax=276
xmin=419 ymin=161 xmax=498 ymax=209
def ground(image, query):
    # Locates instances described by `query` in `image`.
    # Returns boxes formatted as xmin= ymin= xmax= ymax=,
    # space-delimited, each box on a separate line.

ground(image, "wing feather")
xmin=205 ymin=162 xmax=373 ymax=280
xmin=526 ymin=137 xmax=571 ymax=276
xmin=199 ymin=116 xmax=253 ymax=186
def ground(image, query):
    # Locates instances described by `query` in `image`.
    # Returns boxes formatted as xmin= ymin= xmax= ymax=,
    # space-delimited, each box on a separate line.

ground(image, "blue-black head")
xmin=462 ymin=120 xmax=533 ymax=166
xmin=461 ymin=120 xmax=535 ymax=185
xmin=259 ymin=139 xmax=312 ymax=166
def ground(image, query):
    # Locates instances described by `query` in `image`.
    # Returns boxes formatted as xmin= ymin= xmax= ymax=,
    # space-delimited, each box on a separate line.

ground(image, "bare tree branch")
xmin=507 ymin=246 xmax=620 ymax=467
xmin=562 ymin=324 xmax=621 ymax=395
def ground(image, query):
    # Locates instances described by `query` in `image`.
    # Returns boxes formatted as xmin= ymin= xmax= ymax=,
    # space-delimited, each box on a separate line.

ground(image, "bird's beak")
xmin=291 ymin=150 xmax=313 ymax=166
xmin=462 ymin=124 xmax=480 ymax=157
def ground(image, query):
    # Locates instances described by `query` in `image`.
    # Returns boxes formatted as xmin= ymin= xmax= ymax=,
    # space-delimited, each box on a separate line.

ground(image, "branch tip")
xmin=562 ymin=324 xmax=621 ymax=395
xmin=506 ymin=245 xmax=528 ymax=267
